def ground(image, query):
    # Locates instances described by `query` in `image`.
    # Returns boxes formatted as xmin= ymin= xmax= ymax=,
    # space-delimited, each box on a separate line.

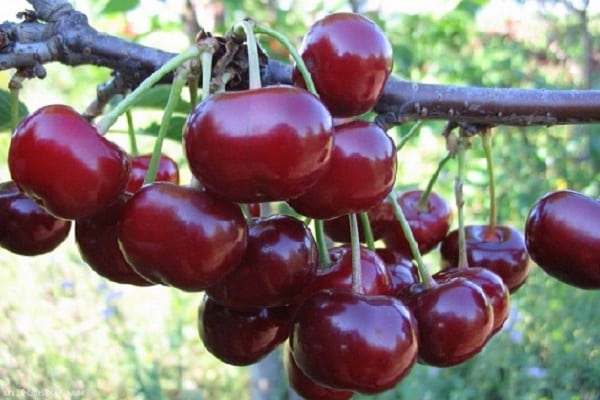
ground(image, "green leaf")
xmin=138 ymin=115 xmax=187 ymax=142
xmin=0 ymin=89 xmax=29 ymax=132
xmin=133 ymin=85 xmax=191 ymax=114
xmin=101 ymin=0 xmax=140 ymax=14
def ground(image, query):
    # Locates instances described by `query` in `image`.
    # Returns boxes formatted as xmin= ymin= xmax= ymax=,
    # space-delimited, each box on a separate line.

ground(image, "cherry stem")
xmin=235 ymin=20 xmax=262 ymax=90
xmin=239 ymin=204 xmax=253 ymax=225
xmin=418 ymin=152 xmax=452 ymax=212
xmin=387 ymin=190 xmax=436 ymax=288
xmin=201 ymin=51 xmax=213 ymax=101
xmin=359 ymin=212 xmax=375 ymax=251
xmin=395 ymin=120 xmax=422 ymax=151
xmin=96 ymin=45 xmax=201 ymax=134
xmin=348 ymin=213 xmax=362 ymax=293
xmin=481 ymin=128 xmax=497 ymax=230
xmin=143 ymin=68 xmax=188 ymax=185
xmin=455 ymin=136 xmax=470 ymax=270
xmin=314 ymin=220 xmax=331 ymax=267
xmin=9 ymin=86 xmax=21 ymax=131
xmin=253 ymin=23 xmax=318 ymax=96
xmin=125 ymin=109 xmax=139 ymax=156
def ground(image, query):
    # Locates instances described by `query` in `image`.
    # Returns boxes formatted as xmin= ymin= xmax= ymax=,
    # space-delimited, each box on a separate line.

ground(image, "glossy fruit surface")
xmin=75 ymin=193 xmax=154 ymax=286
xmin=288 ymin=121 xmax=396 ymax=219
xmin=376 ymin=248 xmax=420 ymax=296
xmin=184 ymin=85 xmax=333 ymax=203
xmin=290 ymin=290 xmax=418 ymax=394
xmin=525 ymin=190 xmax=600 ymax=289
xmin=206 ymin=214 xmax=318 ymax=310
xmin=440 ymin=225 xmax=530 ymax=292
xmin=118 ymin=182 xmax=247 ymax=291
xmin=0 ymin=181 xmax=71 ymax=256
xmin=323 ymin=213 xmax=368 ymax=243
xmin=197 ymin=295 xmax=290 ymax=366
xmin=284 ymin=342 xmax=354 ymax=400
xmin=369 ymin=190 xmax=452 ymax=257
xmin=434 ymin=267 xmax=510 ymax=335
xmin=405 ymin=278 xmax=493 ymax=367
xmin=292 ymin=12 xmax=393 ymax=118
xmin=8 ymin=104 xmax=130 ymax=219
xmin=126 ymin=153 xmax=179 ymax=193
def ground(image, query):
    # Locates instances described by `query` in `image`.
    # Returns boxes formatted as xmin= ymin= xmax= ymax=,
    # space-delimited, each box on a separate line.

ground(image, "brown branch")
xmin=1 ymin=0 xmax=600 ymax=128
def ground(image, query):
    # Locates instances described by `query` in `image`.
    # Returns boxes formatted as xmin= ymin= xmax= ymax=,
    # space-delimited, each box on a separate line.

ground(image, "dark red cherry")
xmin=525 ymin=190 xmax=600 ymax=289
xmin=293 ymin=12 xmax=393 ymax=118
xmin=8 ymin=104 xmax=130 ymax=219
xmin=0 ymin=181 xmax=71 ymax=256
xmin=323 ymin=213 xmax=367 ymax=243
xmin=290 ymin=290 xmax=418 ymax=394
xmin=440 ymin=225 xmax=530 ymax=293
xmin=118 ymin=182 xmax=248 ymax=291
xmin=283 ymin=343 xmax=354 ymax=400
xmin=197 ymin=295 xmax=290 ymax=366
xmin=184 ymin=85 xmax=333 ymax=203
xmin=206 ymin=214 xmax=318 ymax=311
xmin=288 ymin=121 xmax=396 ymax=220
xmin=434 ymin=267 xmax=510 ymax=335
xmin=126 ymin=153 xmax=179 ymax=193
xmin=369 ymin=190 xmax=452 ymax=257
xmin=405 ymin=278 xmax=493 ymax=367
xmin=376 ymin=248 xmax=420 ymax=296
xmin=75 ymin=193 xmax=155 ymax=286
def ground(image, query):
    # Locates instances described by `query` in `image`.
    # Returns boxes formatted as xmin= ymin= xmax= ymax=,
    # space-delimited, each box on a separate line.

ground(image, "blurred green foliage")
xmin=0 ymin=0 xmax=598 ymax=399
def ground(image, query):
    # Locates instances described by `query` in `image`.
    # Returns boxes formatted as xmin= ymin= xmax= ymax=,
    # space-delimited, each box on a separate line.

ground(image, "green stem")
xmin=481 ymin=129 xmax=497 ymax=230
xmin=237 ymin=20 xmax=262 ymax=90
xmin=239 ymin=203 xmax=253 ymax=224
xmin=418 ymin=152 xmax=452 ymax=211
xmin=455 ymin=137 xmax=469 ymax=270
xmin=359 ymin=212 xmax=375 ymax=251
xmin=143 ymin=69 xmax=188 ymax=185
xmin=125 ymin=109 xmax=139 ymax=156
xmin=314 ymin=220 xmax=331 ymax=267
xmin=96 ymin=45 xmax=201 ymax=134
xmin=348 ymin=213 xmax=362 ymax=293
xmin=9 ymin=86 xmax=20 ymax=130
xmin=201 ymin=51 xmax=213 ymax=101
xmin=254 ymin=24 xmax=318 ymax=96
xmin=387 ymin=190 xmax=435 ymax=288
xmin=396 ymin=120 xmax=422 ymax=151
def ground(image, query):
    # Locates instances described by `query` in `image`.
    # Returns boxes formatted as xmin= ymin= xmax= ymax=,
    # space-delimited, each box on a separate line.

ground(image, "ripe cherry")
xmin=288 ymin=120 xmax=397 ymax=220
xmin=440 ymin=225 xmax=530 ymax=293
xmin=9 ymin=104 xmax=130 ymax=220
xmin=0 ymin=181 xmax=71 ymax=256
xmin=283 ymin=343 xmax=353 ymax=400
xmin=75 ymin=193 xmax=155 ymax=286
xmin=525 ymin=190 xmax=600 ymax=289
xmin=206 ymin=214 xmax=318 ymax=311
xmin=293 ymin=12 xmax=393 ymax=118
xmin=404 ymin=278 xmax=493 ymax=367
xmin=126 ymin=153 xmax=179 ymax=193
xmin=376 ymin=248 xmax=420 ymax=296
xmin=369 ymin=189 xmax=452 ymax=257
xmin=290 ymin=290 xmax=418 ymax=394
xmin=197 ymin=295 xmax=290 ymax=366
xmin=118 ymin=182 xmax=248 ymax=292
xmin=184 ymin=85 xmax=333 ymax=203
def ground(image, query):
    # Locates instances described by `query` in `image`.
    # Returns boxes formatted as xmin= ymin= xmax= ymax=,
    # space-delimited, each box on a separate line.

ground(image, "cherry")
xmin=290 ymin=290 xmax=418 ymax=394
xmin=197 ymin=295 xmax=290 ymax=366
xmin=125 ymin=153 xmax=179 ymax=193
xmin=283 ymin=343 xmax=354 ymax=400
xmin=118 ymin=182 xmax=248 ymax=292
xmin=525 ymin=190 xmax=600 ymax=289
xmin=323 ymin=213 xmax=368 ymax=243
xmin=440 ymin=225 xmax=530 ymax=293
xmin=0 ymin=181 xmax=71 ymax=256
xmin=184 ymin=85 xmax=333 ymax=203
xmin=434 ymin=267 xmax=510 ymax=335
xmin=75 ymin=193 xmax=155 ymax=286
xmin=404 ymin=278 xmax=493 ymax=367
xmin=288 ymin=120 xmax=397 ymax=220
xmin=368 ymin=189 xmax=452 ymax=257
xmin=8 ymin=104 xmax=131 ymax=220
xmin=205 ymin=214 xmax=318 ymax=311
xmin=293 ymin=12 xmax=393 ymax=118
xmin=375 ymin=248 xmax=420 ymax=296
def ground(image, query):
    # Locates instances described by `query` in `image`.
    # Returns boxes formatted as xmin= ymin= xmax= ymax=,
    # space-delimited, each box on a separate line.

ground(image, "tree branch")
xmin=2 ymin=0 xmax=600 ymax=128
